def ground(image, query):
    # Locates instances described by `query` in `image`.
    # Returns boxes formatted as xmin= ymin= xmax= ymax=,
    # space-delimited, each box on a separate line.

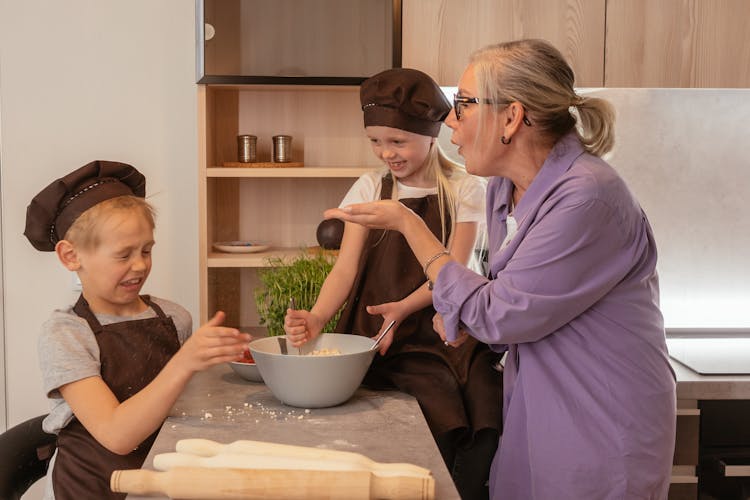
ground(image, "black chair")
xmin=0 ymin=414 xmax=57 ymax=500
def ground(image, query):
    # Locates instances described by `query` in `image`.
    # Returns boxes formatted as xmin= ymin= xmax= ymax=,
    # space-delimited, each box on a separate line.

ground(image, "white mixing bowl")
xmin=249 ymin=333 xmax=376 ymax=408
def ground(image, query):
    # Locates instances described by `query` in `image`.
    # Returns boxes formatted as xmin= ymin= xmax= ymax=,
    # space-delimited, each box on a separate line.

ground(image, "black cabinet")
xmin=698 ymin=400 xmax=750 ymax=499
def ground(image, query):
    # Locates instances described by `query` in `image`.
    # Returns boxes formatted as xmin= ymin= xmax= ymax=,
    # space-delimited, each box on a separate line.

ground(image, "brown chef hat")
xmin=360 ymin=68 xmax=451 ymax=137
xmin=24 ymin=160 xmax=146 ymax=251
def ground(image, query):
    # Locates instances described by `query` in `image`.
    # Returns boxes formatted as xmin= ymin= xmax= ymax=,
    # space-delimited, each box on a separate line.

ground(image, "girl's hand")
xmin=366 ymin=302 xmax=405 ymax=355
xmin=432 ymin=313 xmax=470 ymax=348
xmin=284 ymin=307 xmax=325 ymax=347
xmin=175 ymin=311 xmax=251 ymax=372
xmin=324 ymin=200 xmax=415 ymax=233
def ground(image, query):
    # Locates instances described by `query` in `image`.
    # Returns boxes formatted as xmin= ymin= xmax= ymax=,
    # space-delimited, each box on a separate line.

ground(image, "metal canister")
xmin=237 ymin=135 xmax=257 ymax=163
xmin=272 ymin=135 xmax=292 ymax=163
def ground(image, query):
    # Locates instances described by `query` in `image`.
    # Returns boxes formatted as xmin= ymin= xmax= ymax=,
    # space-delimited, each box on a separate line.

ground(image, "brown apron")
xmin=52 ymin=295 xmax=180 ymax=500
xmin=335 ymin=175 xmax=502 ymax=436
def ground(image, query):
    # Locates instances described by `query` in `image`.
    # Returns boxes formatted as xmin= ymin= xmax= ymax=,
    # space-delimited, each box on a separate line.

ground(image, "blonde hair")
xmin=470 ymin=39 xmax=615 ymax=156
xmin=64 ymin=195 xmax=156 ymax=250
xmin=388 ymin=141 xmax=463 ymax=246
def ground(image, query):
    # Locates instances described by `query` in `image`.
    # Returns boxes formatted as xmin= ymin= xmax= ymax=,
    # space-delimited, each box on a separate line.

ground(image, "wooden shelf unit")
xmin=198 ymin=84 xmax=379 ymax=327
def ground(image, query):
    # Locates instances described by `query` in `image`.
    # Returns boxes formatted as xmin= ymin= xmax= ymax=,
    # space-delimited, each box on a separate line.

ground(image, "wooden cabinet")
xmin=197 ymin=85 xmax=379 ymax=325
xmin=194 ymin=1 xmax=401 ymax=328
xmin=402 ymin=0 xmax=750 ymax=88
xmin=605 ymin=0 xmax=750 ymax=87
xmin=402 ymin=0 xmax=606 ymax=87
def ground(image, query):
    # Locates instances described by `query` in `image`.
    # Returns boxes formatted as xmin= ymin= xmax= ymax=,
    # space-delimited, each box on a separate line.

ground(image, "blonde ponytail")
xmin=573 ymin=96 xmax=616 ymax=156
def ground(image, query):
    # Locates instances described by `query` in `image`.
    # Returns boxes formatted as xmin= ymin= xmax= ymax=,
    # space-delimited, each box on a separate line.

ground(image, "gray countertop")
xmin=667 ymin=330 xmax=750 ymax=400
xmin=126 ymin=363 xmax=459 ymax=499
xmin=121 ymin=338 xmax=750 ymax=498
xmin=672 ymin=358 xmax=750 ymax=400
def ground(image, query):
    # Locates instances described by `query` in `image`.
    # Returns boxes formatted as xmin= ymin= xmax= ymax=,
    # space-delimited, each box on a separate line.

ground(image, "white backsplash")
xmin=438 ymin=88 xmax=750 ymax=328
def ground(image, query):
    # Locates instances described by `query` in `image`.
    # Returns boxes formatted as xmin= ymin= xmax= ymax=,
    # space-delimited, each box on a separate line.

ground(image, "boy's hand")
xmin=176 ymin=311 xmax=251 ymax=372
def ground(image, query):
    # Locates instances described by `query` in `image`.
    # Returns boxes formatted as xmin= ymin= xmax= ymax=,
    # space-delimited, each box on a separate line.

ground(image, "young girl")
xmin=284 ymin=69 xmax=502 ymax=500
xmin=24 ymin=161 xmax=251 ymax=500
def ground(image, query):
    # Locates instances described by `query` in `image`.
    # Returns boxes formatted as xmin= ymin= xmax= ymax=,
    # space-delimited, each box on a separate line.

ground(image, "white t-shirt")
xmin=339 ymin=169 xmax=487 ymax=224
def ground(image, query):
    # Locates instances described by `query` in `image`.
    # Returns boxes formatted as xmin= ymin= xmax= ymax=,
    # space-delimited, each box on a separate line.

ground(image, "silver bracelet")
xmin=423 ymin=250 xmax=449 ymax=290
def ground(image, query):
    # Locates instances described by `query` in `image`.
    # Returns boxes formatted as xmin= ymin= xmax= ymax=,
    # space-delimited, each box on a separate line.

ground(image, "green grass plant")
xmin=254 ymin=251 xmax=342 ymax=336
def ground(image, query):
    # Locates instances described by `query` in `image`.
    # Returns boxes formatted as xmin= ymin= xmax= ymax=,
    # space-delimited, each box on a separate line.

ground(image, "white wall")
xmin=0 ymin=1 xmax=199 ymax=429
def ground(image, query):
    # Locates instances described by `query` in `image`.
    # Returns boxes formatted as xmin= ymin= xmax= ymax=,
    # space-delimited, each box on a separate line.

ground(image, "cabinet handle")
xmin=204 ymin=23 xmax=215 ymax=41
xmin=718 ymin=459 xmax=750 ymax=477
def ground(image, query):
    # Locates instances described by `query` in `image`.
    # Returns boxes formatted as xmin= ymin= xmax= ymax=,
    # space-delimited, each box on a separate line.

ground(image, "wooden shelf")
xmin=198 ymin=82 xmax=365 ymax=326
xmin=206 ymin=166 xmax=371 ymax=178
xmin=205 ymin=247 xmax=336 ymax=268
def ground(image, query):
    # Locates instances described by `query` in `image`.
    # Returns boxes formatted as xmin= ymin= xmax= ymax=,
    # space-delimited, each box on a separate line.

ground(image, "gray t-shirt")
xmin=38 ymin=297 xmax=192 ymax=435
xmin=39 ymin=297 xmax=191 ymax=499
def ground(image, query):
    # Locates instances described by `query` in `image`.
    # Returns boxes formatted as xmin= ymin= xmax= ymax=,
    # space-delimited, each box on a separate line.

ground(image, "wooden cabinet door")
xmin=402 ymin=0 xmax=606 ymax=87
xmin=606 ymin=0 xmax=750 ymax=87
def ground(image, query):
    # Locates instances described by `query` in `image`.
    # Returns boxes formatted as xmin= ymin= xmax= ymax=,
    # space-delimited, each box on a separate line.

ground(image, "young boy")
xmin=24 ymin=160 xmax=251 ymax=499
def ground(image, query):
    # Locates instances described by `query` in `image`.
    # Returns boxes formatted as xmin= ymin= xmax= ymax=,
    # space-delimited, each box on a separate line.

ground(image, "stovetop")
xmin=666 ymin=329 xmax=750 ymax=375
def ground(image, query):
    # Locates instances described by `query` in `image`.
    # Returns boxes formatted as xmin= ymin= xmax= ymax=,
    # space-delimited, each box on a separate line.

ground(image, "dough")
xmin=170 ymin=439 xmax=430 ymax=477
xmin=155 ymin=452 xmax=372 ymax=472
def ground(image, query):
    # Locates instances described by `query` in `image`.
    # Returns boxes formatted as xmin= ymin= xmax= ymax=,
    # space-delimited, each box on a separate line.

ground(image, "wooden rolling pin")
xmin=173 ymin=439 xmax=430 ymax=477
xmin=111 ymin=467 xmax=435 ymax=499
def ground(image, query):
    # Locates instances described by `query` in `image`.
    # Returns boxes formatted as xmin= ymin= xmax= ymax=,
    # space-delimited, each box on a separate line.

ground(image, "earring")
xmin=500 ymin=136 xmax=511 ymax=145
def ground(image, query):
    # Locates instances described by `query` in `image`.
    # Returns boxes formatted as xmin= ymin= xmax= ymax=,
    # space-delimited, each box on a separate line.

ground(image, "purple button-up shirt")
xmin=434 ymin=133 xmax=677 ymax=499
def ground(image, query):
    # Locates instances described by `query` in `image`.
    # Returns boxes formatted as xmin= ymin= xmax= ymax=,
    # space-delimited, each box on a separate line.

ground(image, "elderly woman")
xmin=326 ymin=39 xmax=677 ymax=500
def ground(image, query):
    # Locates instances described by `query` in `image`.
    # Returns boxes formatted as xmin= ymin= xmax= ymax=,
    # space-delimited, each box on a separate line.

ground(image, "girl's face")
xmin=445 ymin=64 xmax=502 ymax=177
xmin=75 ymin=209 xmax=154 ymax=316
xmin=365 ymin=126 xmax=434 ymax=187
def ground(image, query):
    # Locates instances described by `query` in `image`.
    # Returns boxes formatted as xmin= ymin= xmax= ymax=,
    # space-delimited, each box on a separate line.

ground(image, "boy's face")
xmin=75 ymin=209 xmax=154 ymax=316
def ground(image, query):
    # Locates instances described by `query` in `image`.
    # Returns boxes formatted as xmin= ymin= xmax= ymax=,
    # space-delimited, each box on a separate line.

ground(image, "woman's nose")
xmin=445 ymin=110 xmax=458 ymax=130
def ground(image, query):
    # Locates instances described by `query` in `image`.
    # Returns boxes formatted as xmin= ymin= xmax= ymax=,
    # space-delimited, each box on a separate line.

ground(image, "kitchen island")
xmin=125 ymin=363 xmax=459 ymax=499
xmin=122 ymin=350 xmax=750 ymax=499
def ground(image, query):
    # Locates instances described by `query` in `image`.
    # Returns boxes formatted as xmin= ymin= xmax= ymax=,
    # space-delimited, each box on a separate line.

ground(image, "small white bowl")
xmin=228 ymin=361 xmax=263 ymax=383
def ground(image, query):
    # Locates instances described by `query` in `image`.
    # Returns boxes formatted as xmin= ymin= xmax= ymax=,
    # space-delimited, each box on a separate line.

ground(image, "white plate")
xmin=213 ymin=241 xmax=271 ymax=253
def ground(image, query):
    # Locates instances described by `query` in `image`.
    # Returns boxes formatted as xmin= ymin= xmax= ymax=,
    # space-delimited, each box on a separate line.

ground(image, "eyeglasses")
xmin=452 ymin=94 xmax=533 ymax=126
xmin=453 ymin=94 xmax=492 ymax=120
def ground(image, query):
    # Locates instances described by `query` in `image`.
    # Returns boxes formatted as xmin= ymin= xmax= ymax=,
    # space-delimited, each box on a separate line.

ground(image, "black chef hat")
xmin=360 ymin=68 xmax=451 ymax=137
xmin=24 ymin=160 xmax=146 ymax=251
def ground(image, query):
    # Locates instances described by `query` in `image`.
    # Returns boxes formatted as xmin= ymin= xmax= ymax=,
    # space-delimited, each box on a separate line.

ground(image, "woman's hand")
xmin=324 ymin=200 xmax=416 ymax=233
xmin=366 ymin=302 xmax=406 ymax=355
xmin=174 ymin=311 xmax=252 ymax=373
xmin=284 ymin=307 xmax=325 ymax=347
xmin=432 ymin=313 xmax=470 ymax=348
